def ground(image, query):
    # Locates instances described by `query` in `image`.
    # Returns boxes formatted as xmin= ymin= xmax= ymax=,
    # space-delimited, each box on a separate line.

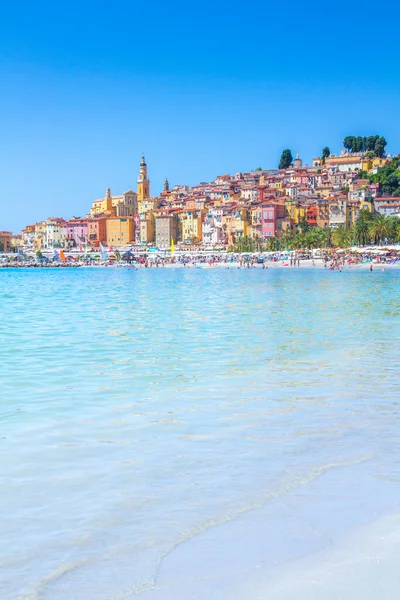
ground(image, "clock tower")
xmin=137 ymin=155 xmax=150 ymax=201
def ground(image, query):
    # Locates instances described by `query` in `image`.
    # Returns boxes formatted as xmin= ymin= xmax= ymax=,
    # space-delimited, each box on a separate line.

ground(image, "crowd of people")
xmin=1 ymin=249 xmax=400 ymax=269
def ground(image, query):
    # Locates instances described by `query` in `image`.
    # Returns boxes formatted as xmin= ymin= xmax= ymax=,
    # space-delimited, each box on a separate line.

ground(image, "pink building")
xmin=66 ymin=218 xmax=88 ymax=248
xmin=260 ymin=202 xmax=286 ymax=239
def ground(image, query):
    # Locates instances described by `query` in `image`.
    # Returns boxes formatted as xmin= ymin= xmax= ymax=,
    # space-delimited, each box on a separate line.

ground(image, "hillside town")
xmin=2 ymin=137 xmax=400 ymax=254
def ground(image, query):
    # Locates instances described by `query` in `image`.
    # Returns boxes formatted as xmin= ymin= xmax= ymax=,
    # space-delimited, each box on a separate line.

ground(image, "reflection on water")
xmin=0 ymin=268 xmax=399 ymax=599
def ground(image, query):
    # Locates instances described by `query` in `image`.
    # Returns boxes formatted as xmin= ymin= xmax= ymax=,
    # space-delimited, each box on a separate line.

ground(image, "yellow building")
xmin=106 ymin=217 xmax=135 ymax=246
xmin=90 ymin=188 xmax=115 ymax=216
xmin=11 ymin=234 xmax=23 ymax=248
xmin=222 ymin=207 xmax=249 ymax=245
xmin=138 ymin=197 xmax=159 ymax=215
xmin=359 ymin=156 xmax=388 ymax=173
xmin=372 ymin=157 xmax=387 ymax=169
xmin=361 ymin=158 xmax=372 ymax=172
xmin=284 ymin=197 xmax=305 ymax=224
xmin=91 ymin=188 xmax=138 ymax=218
xmin=137 ymin=155 xmax=150 ymax=201
xmin=347 ymin=195 xmax=374 ymax=224
xmin=247 ymin=206 xmax=262 ymax=239
xmin=139 ymin=213 xmax=155 ymax=245
xmin=178 ymin=210 xmax=203 ymax=243
xmin=34 ymin=221 xmax=46 ymax=250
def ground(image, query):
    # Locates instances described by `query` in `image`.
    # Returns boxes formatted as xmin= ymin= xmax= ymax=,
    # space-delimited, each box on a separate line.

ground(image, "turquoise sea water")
xmin=1 ymin=267 xmax=400 ymax=599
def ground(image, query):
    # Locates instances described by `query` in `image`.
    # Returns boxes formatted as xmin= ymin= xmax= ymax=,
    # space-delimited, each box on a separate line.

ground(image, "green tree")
xmin=266 ymin=237 xmax=280 ymax=251
xmin=280 ymin=229 xmax=294 ymax=249
xmin=254 ymin=167 xmax=263 ymax=171
xmin=395 ymin=222 xmax=400 ymax=243
xmin=321 ymin=147 xmax=330 ymax=163
xmin=366 ymin=135 xmax=379 ymax=152
xmin=388 ymin=216 xmax=400 ymax=242
xmin=369 ymin=214 xmax=392 ymax=244
xmin=279 ymin=149 xmax=293 ymax=170
xmin=370 ymin=157 xmax=400 ymax=195
xmin=362 ymin=137 xmax=367 ymax=152
xmin=303 ymin=227 xmax=327 ymax=248
xmin=298 ymin=216 xmax=310 ymax=234
xmin=323 ymin=227 xmax=333 ymax=248
xmin=354 ymin=209 xmax=373 ymax=245
xmin=343 ymin=134 xmax=387 ymax=155
xmin=353 ymin=136 xmax=364 ymax=152
xmin=343 ymin=136 xmax=355 ymax=152
xmin=374 ymin=136 xmax=387 ymax=158
xmin=332 ymin=224 xmax=350 ymax=247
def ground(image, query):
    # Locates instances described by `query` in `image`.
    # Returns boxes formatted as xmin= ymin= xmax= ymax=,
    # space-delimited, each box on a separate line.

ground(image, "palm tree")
xmin=332 ymin=224 xmax=350 ymax=248
xmin=354 ymin=216 xmax=371 ymax=246
xmin=281 ymin=230 xmax=294 ymax=250
xmin=291 ymin=236 xmax=304 ymax=250
xmin=347 ymin=225 xmax=356 ymax=246
xmin=253 ymin=235 xmax=263 ymax=252
xmin=395 ymin=223 xmax=400 ymax=243
xmin=266 ymin=237 xmax=279 ymax=251
xmin=298 ymin=216 xmax=310 ymax=235
xmin=369 ymin=214 xmax=392 ymax=245
xmin=388 ymin=216 xmax=400 ymax=242
xmin=304 ymin=227 xmax=326 ymax=249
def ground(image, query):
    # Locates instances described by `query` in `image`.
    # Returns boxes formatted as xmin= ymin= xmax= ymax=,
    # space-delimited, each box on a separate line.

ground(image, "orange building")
xmin=0 ymin=231 xmax=12 ymax=252
xmin=88 ymin=218 xmax=107 ymax=247
xmin=305 ymin=205 xmax=318 ymax=227
xmin=106 ymin=217 xmax=135 ymax=246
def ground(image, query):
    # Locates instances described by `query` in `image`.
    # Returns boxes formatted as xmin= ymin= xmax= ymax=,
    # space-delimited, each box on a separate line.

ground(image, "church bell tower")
xmin=137 ymin=155 xmax=150 ymax=201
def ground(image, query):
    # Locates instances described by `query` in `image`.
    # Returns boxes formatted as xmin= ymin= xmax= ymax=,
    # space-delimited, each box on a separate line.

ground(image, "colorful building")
xmin=0 ymin=231 xmax=12 ymax=252
xmin=65 ymin=218 xmax=88 ymax=248
xmin=90 ymin=188 xmax=137 ymax=218
xmin=260 ymin=202 xmax=286 ymax=239
xmin=202 ymin=207 xmax=224 ymax=246
xmin=43 ymin=218 xmax=67 ymax=249
xmin=139 ymin=213 xmax=155 ymax=245
xmin=106 ymin=217 xmax=135 ymax=246
xmin=138 ymin=197 xmax=159 ymax=216
xmin=325 ymin=155 xmax=363 ymax=173
xmin=90 ymin=189 xmax=115 ymax=217
xmin=87 ymin=217 xmax=107 ymax=247
xmin=316 ymin=198 xmax=329 ymax=228
xmin=34 ymin=221 xmax=46 ymax=250
xmin=328 ymin=195 xmax=347 ymax=228
xmin=178 ymin=209 xmax=203 ymax=244
xmin=22 ymin=225 xmax=37 ymax=250
xmin=222 ymin=206 xmax=249 ymax=245
xmin=305 ymin=205 xmax=318 ymax=228
xmin=374 ymin=197 xmax=400 ymax=217
xmin=284 ymin=197 xmax=305 ymax=226
xmin=155 ymin=213 xmax=178 ymax=248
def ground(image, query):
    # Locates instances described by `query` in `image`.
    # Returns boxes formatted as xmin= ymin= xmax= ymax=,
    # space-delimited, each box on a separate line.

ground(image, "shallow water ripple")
xmin=0 ymin=268 xmax=399 ymax=599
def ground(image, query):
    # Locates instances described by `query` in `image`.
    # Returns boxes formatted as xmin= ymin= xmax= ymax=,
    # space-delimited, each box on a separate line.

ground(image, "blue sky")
xmin=1 ymin=0 xmax=400 ymax=232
